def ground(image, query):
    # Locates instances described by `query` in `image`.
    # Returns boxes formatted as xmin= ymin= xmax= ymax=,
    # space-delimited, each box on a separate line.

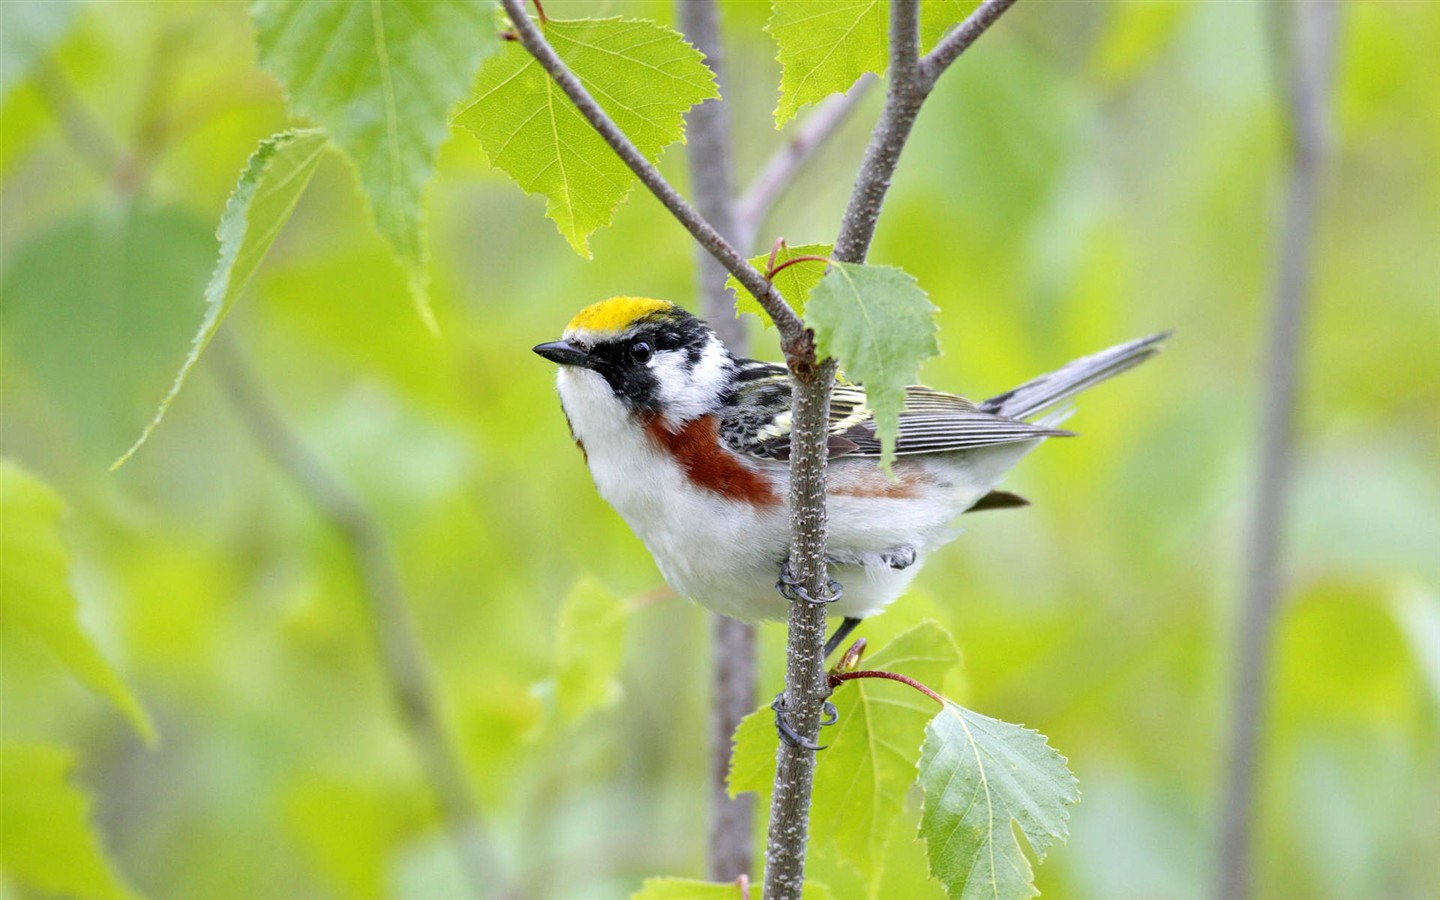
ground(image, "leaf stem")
xmin=829 ymin=670 xmax=945 ymax=705
xmin=767 ymin=255 xmax=833 ymax=280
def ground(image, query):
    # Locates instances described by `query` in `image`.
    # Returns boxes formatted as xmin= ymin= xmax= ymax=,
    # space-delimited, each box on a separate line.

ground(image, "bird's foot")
xmin=776 ymin=558 xmax=844 ymax=606
xmin=771 ymin=691 xmax=839 ymax=751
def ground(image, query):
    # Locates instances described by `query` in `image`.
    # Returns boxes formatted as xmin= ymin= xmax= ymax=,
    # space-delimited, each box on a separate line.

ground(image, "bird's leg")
xmin=824 ymin=617 xmax=863 ymax=659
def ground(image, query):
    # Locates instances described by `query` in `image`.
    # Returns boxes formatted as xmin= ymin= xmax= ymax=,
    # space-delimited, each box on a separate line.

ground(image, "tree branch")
xmin=497 ymin=0 xmax=811 ymax=361
xmin=1218 ymin=3 xmax=1340 ymax=899
xmin=834 ymin=0 xmax=1016 ymax=264
xmin=734 ymin=74 xmax=878 ymax=254
xmin=918 ymin=0 xmax=1019 ymax=89
xmin=764 ymin=2 xmax=1017 ymax=895
xmin=676 ymin=0 xmax=758 ymax=881
xmin=208 ymin=333 xmax=516 ymax=900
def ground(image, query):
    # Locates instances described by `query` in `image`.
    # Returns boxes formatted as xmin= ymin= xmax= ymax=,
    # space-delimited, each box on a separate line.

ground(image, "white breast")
xmin=556 ymin=368 xmax=1045 ymax=622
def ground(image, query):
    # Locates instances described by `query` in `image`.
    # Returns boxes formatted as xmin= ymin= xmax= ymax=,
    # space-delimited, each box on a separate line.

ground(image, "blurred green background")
xmin=2 ymin=0 xmax=1437 ymax=898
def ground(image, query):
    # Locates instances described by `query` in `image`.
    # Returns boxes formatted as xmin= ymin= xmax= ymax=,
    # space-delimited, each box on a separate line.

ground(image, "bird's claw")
xmin=771 ymin=692 xmax=839 ymax=751
xmin=776 ymin=559 xmax=844 ymax=606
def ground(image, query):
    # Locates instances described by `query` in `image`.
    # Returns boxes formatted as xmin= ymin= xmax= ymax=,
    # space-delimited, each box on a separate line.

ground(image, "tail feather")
xmin=981 ymin=332 xmax=1171 ymax=420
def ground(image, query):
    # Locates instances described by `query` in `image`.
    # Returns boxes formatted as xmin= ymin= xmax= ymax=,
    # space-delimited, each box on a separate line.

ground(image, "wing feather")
xmin=718 ymin=360 xmax=1066 ymax=461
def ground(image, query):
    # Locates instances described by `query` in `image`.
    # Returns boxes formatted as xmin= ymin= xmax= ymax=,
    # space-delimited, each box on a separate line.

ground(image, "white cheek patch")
xmin=653 ymin=338 xmax=729 ymax=424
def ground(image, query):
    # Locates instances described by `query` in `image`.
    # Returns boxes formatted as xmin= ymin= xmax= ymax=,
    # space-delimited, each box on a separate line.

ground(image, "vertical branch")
xmin=209 ymin=334 xmax=516 ymax=900
xmin=1217 ymin=3 xmax=1340 ymax=899
xmin=676 ymin=0 xmax=757 ymax=881
xmin=497 ymin=2 xmax=1016 ymax=895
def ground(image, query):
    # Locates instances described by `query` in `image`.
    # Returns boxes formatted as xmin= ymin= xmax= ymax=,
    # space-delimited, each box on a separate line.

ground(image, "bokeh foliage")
xmin=1 ymin=1 xmax=1437 ymax=898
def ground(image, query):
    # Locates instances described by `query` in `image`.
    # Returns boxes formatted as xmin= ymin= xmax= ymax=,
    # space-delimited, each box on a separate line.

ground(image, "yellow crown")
xmin=566 ymin=296 xmax=674 ymax=335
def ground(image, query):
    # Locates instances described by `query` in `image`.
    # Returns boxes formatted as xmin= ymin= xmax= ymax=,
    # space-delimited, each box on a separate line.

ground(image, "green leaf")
xmin=0 ymin=742 xmax=140 ymax=900
xmin=916 ymin=702 xmax=1079 ymax=900
xmin=768 ymin=0 xmax=976 ymax=125
xmin=0 ymin=0 xmax=78 ymax=103
xmin=727 ymin=623 xmax=961 ymax=882
xmin=0 ymin=462 xmax=154 ymax=742
xmin=805 ymin=262 xmax=940 ymax=469
xmin=114 ymin=129 xmax=327 ymax=468
xmin=725 ymin=701 xmax=775 ymax=799
xmin=457 ymin=16 xmax=718 ymax=257
xmin=769 ymin=0 xmax=885 ymax=126
xmin=251 ymin=0 xmax=497 ymax=330
xmin=812 ymin=622 xmax=960 ymax=880
xmin=920 ymin=0 xmax=980 ymax=53
xmin=725 ymin=242 xmax=833 ymax=327
xmin=554 ymin=577 xmax=629 ymax=723
xmin=632 ymin=877 xmax=835 ymax=900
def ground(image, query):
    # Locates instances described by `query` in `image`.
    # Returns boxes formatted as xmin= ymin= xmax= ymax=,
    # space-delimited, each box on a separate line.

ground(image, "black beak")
xmin=533 ymin=339 xmax=592 ymax=367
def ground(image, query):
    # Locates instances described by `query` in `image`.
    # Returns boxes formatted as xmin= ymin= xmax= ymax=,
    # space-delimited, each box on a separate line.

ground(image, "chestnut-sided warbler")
xmin=535 ymin=297 xmax=1165 ymax=647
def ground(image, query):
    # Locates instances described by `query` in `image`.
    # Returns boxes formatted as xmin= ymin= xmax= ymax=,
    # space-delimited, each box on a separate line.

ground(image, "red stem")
xmin=767 ymin=236 xmax=785 ymax=275
xmin=828 ymin=670 xmax=945 ymax=705
xmin=767 ymin=254 xmax=832 ymax=280
xmin=530 ymin=0 xmax=547 ymax=23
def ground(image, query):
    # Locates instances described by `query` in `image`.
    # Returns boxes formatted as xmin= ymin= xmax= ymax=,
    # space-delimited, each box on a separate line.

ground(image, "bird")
xmin=534 ymin=296 xmax=1167 ymax=661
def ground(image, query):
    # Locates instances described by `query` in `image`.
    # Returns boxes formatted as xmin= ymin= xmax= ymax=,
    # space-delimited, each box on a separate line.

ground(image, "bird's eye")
xmin=629 ymin=340 xmax=653 ymax=363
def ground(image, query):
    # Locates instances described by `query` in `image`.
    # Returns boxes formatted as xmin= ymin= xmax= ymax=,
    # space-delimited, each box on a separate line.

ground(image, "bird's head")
xmin=533 ymin=297 xmax=734 ymax=423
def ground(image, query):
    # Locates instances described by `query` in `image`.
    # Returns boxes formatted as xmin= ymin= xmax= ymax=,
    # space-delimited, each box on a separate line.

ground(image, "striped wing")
xmin=718 ymin=360 xmax=1066 ymax=461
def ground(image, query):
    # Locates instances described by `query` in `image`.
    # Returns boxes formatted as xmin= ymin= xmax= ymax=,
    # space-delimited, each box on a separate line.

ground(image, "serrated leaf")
xmin=554 ymin=577 xmax=630 ymax=723
xmin=251 ymin=0 xmax=497 ymax=330
xmin=457 ymin=17 xmax=718 ymax=257
xmin=632 ymin=876 xmax=835 ymax=900
xmin=725 ymin=242 xmax=833 ymax=327
xmin=769 ymin=1 xmax=885 ymax=126
xmin=728 ymin=622 xmax=961 ymax=882
xmin=0 ymin=463 xmax=154 ymax=742
xmin=812 ymin=622 xmax=960 ymax=880
xmin=916 ymin=702 xmax=1079 ymax=900
xmin=114 ymin=129 xmax=327 ymax=467
xmin=805 ymin=262 xmax=939 ymax=469
xmin=768 ymin=1 xmax=975 ymax=125
xmin=0 ymin=743 xmax=139 ymax=900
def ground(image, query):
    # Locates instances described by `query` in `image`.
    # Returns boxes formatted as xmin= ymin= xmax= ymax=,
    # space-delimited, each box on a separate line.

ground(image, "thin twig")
xmin=209 ymin=333 xmax=517 ymax=900
xmin=676 ymin=0 xmax=758 ymax=881
xmin=734 ymin=74 xmax=878 ymax=253
xmin=1217 ymin=3 xmax=1340 ymax=899
xmin=834 ymin=0 xmax=1016 ymax=263
xmin=918 ymin=0 xmax=1020 ymax=89
xmin=497 ymin=0 xmax=810 ymax=361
